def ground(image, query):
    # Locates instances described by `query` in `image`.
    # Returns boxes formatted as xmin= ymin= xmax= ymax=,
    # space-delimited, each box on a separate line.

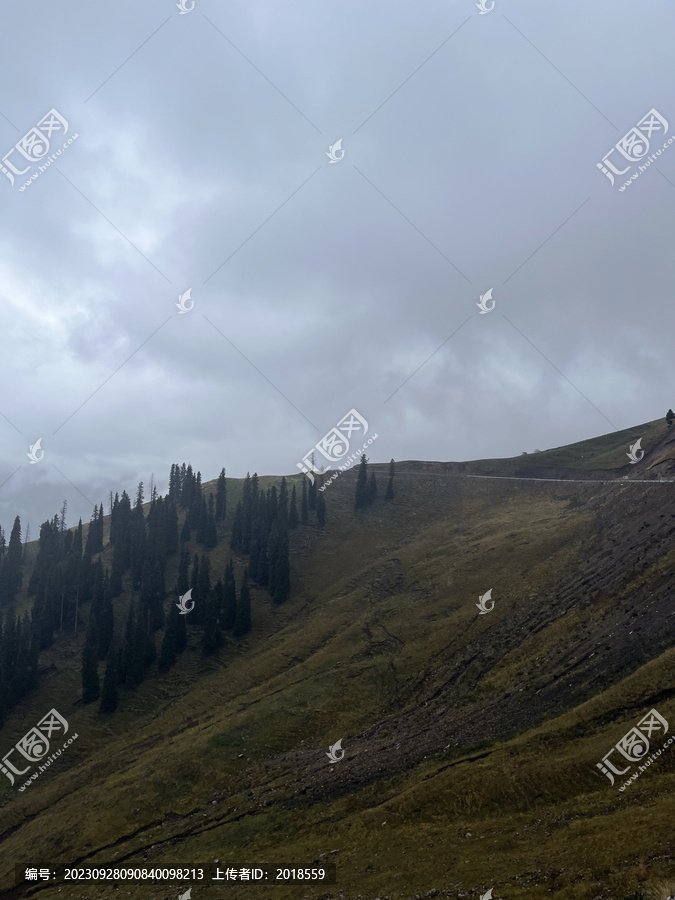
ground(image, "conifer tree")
xmin=196 ymin=556 xmax=211 ymax=627
xmin=97 ymin=573 xmax=114 ymax=659
xmin=3 ymin=517 xmax=23 ymax=604
xmin=196 ymin=495 xmax=208 ymax=545
xmin=301 ymin=479 xmax=309 ymax=524
xmin=385 ymin=458 xmax=395 ymax=500
xmin=215 ymin=468 xmax=227 ymax=522
xmin=190 ymin=552 xmax=200 ymax=598
xmin=278 ymin=477 xmax=289 ymax=525
xmin=269 ymin=517 xmax=291 ymax=604
xmin=129 ymin=487 xmax=147 ymax=590
xmin=180 ymin=515 xmax=191 ymax=544
xmin=316 ymin=489 xmax=326 ymax=527
xmin=354 ymin=454 xmax=369 ymax=509
xmin=230 ymin=501 xmax=243 ymax=552
xmin=206 ymin=494 xmax=218 ymax=549
xmin=667 ymin=409 xmax=674 ymax=427
xmin=233 ymin=568 xmax=251 ymax=636
xmin=124 ymin=600 xmax=143 ymax=686
xmin=308 ymin=478 xmax=317 ymax=511
xmin=221 ymin=561 xmax=237 ymax=630
xmin=99 ymin=642 xmax=118 ymax=713
xmin=164 ymin=499 xmax=179 ymax=558
xmin=81 ymin=613 xmax=100 ymax=703
xmin=289 ymin=484 xmax=299 ymax=528
xmin=110 ymin=538 xmax=124 ymax=597
xmin=177 ymin=548 xmax=190 ymax=596
xmin=158 ymin=600 xmax=179 ymax=672
xmin=201 ymin=579 xmax=222 ymax=655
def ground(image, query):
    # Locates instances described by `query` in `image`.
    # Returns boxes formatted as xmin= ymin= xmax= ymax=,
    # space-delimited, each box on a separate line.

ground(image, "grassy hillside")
xmin=1 ymin=419 xmax=675 ymax=900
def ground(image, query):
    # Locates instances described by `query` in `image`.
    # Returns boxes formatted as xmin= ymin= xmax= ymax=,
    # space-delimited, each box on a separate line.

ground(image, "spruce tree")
xmin=354 ymin=454 xmax=369 ymax=509
xmin=308 ymin=478 xmax=317 ymax=511
xmin=158 ymin=601 xmax=179 ymax=672
xmin=316 ymin=490 xmax=326 ymax=527
xmin=196 ymin=495 xmax=208 ymax=545
xmin=196 ymin=556 xmax=211 ymax=627
xmin=269 ymin=518 xmax=291 ymax=604
xmin=206 ymin=494 xmax=218 ymax=549
xmin=201 ymin=581 xmax=221 ymax=655
xmin=99 ymin=642 xmax=118 ymax=713
xmin=233 ymin=568 xmax=251 ymax=636
xmin=289 ymin=485 xmax=299 ymax=528
xmin=81 ymin=614 xmax=100 ymax=703
xmin=97 ymin=574 xmax=114 ymax=659
xmin=301 ymin=479 xmax=309 ymax=524
xmin=230 ymin=501 xmax=243 ymax=552
xmin=667 ymin=409 xmax=674 ymax=427
xmin=221 ymin=561 xmax=237 ymax=630
xmin=215 ymin=468 xmax=227 ymax=522
xmin=124 ymin=601 xmax=143 ymax=686
xmin=180 ymin=515 xmax=191 ymax=544
xmin=385 ymin=458 xmax=395 ymax=500
xmin=3 ymin=517 xmax=23 ymax=603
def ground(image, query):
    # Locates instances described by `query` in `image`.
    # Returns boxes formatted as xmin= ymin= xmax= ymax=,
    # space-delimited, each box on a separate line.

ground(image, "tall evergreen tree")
xmin=269 ymin=517 xmax=291 ymax=604
xmin=385 ymin=458 xmax=395 ymax=500
xmin=158 ymin=601 xmax=179 ymax=672
xmin=3 ymin=516 xmax=23 ymax=604
xmin=123 ymin=600 xmax=143 ymax=686
xmin=316 ymin=490 xmax=326 ymax=527
xmin=81 ymin=613 xmax=100 ymax=703
xmin=308 ymin=478 xmax=317 ymax=511
xmin=230 ymin=501 xmax=243 ymax=552
xmin=301 ymin=479 xmax=309 ymax=525
xmin=97 ymin=573 xmax=114 ymax=659
xmin=201 ymin=578 xmax=222 ymax=655
xmin=206 ymin=494 xmax=218 ymax=549
xmin=215 ymin=467 xmax=227 ymax=522
xmin=354 ymin=454 xmax=369 ymax=510
xmin=221 ymin=561 xmax=237 ymax=630
xmin=196 ymin=495 xmax=208 ymax=545
xmin=289 ymin=484 xmax=299 ymax=528
xmin=99 ymin=642 xmax=118 ymax=713
xmin=233 ymin=568 xmax=251 ymax=636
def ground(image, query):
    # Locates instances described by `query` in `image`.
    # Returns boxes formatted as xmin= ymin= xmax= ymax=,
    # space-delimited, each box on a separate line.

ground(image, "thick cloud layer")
xmin=0 ymin=0 xmax=673 ymax=535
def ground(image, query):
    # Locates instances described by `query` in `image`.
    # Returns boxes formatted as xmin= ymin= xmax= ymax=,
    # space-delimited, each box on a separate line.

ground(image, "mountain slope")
xmin=1 ymin=418 xmax=674 ymax=900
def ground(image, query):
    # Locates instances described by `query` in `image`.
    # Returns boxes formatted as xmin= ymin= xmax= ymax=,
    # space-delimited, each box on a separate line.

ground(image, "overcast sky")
xmin=0 ymin=0 xmax=673 ymax=536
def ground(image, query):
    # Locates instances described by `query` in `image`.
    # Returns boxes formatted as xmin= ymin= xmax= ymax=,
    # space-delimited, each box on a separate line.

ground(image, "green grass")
xmin=1 ymin=417 xmax=674 ymax=899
